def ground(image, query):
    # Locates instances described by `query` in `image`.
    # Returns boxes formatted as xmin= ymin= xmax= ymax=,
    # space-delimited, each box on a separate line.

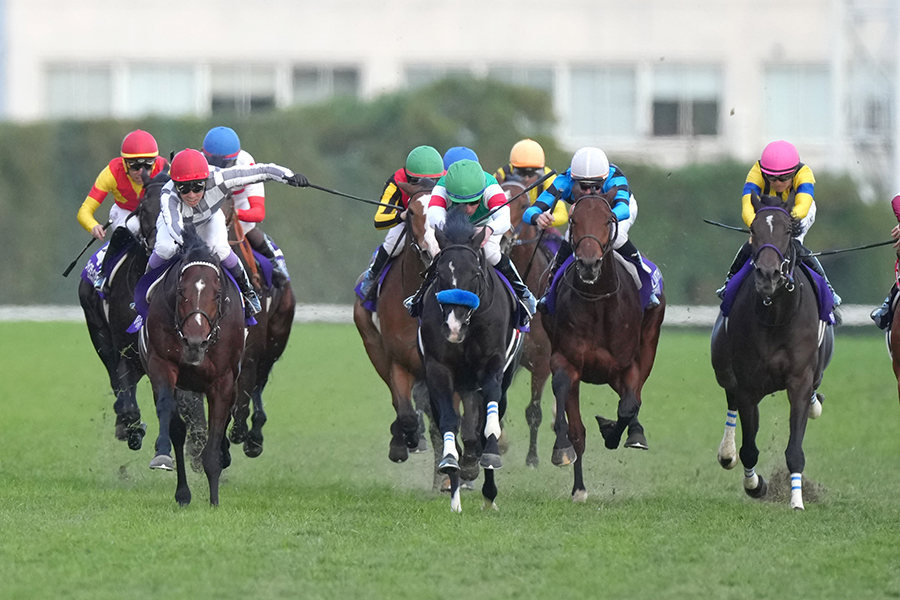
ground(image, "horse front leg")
xmin=147 ymin=355 xmax=178 ymax=471
xmin=204 ymin=374 xmax=236 ymax=507
xmin=717 ymin=390 xmax=739 ymax=469
xmin=170 ymin=410 xmax=191 ymax=506
xmin=550 ymin=359 xmax=578 ymax=467
xmin=425 ymin=359 xmax=462 ymax=512
xmin=785 ymin=374 xmax=814 ymax=510
xmin=114 ymin=356 xmax=146 ymax=451
xmin=480 ymin=368 xmax=505 ymax=471
xmin=736 ymin=394 xmax=767 ymax=500
xmin=229 ymin=360 xmax=255 ymax=446
xmin=596 ymin=366 xmax=641 ymax=450
xmin=525 ymin=359 xmax=550 ymax=467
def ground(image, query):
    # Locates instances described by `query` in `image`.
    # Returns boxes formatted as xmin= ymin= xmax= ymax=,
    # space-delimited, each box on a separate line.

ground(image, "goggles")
xmin=765 ymin=171 xmax=795 ymax=183
xmin=175 ymin=180 xmax=206 ymax=195
xmin=125 ymin=158 xmax=155 ymax=171
xmin=406 ymin=174 xmax=437 ymax=186
xmin=512 ymin=166 xmax=540 ymax=178
xmin=573 ymin=178 xmax=606 ymax=192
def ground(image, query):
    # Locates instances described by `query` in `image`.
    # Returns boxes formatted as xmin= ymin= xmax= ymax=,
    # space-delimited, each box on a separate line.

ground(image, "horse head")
xmin=398 ymin=184 xmax=433 ymax=267
xmin=431 ymin=210 xmax=487 ymax=344
xmin=175 ymin=225 xmax=227 ymax=365
xmin=749 ymin=192 xmax=798 ymax=302
xmin=499 ymin=177 xmax=531 ymax=253
xmin=569 ymin=189 xmax=618 ymax=284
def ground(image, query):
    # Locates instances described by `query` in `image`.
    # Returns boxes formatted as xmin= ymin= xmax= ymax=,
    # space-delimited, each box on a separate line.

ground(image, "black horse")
xmin=419 ymin=210 xmax=523 ymax=512
xmin=711 ymin=192 xmax=833 ymax=510
xmin=78 ymin=171 xmax=167 ymax=451
xmin=139 ymin=224 xmax=246 ymax=506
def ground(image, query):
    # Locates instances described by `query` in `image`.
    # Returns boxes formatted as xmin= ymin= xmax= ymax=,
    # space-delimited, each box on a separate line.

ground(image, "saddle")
xmin=542 ymin=254 xmax=662 ymax=315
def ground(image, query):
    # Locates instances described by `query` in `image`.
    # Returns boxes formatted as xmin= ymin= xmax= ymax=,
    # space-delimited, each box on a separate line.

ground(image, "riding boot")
xmin=360 ymin=245 xmax=390 ymax=298
xmin=95 ymin=226 xmax=135 ymax=291
xmin=716 ymin=241 xmax=752 ymax=300
xmin=615 ymin=239 xmax=659 ymax=307
xmin=800 ymin=252 xmax=842 ymax=307
xmin=871 ymin=284 xmax=898 ymax=330
xmin=494 ymin=254 xmax=537 ymax=317
xmin=404 ymin=261 xmax=437 ymax=318
xmin=536 ymin=239 xmax=573 ymax=314
xmin=245 ymin=227 xmax=289 ymax=285
xmin=225 ymin=260 xmax=262 ymax=315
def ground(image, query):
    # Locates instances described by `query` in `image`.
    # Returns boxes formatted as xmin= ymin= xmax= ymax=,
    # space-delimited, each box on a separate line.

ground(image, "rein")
xmin=562 ymin=194 xmax=621 ymax=300
xmin=175 ymin=260 xmax=226 ymax=345
xmin=750 ymin=206 xmax=798 ymax=302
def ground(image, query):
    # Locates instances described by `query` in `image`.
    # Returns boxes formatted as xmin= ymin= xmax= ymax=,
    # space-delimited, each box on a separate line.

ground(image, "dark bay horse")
xmin=223 ymin=203 xmax=296 ymax=459
xmin=500 ymin=176 xmax=554 ymax=467
xmin=139 ymin=224 xmax=246 ymax=506
xmin=353 ymin=189 xmax=433 ymax=465
xmin=711 ymin=193 xmax=833 ymax=510
xmin=420 ymin=210 xmax=522 ymax=512
xmin=78 ymin=171 xmax=167 ymax=451
xmin=541 ymin=191 xmax=665 ymax=502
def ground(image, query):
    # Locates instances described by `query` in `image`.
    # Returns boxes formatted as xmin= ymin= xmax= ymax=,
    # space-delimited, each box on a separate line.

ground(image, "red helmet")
xmin=170 ymin=149 xmax=210 ymax=182
xmin=121 ymin=130 xmax=159 ymax=159
xmin=759 ymin=140 xmax=800 ymax=177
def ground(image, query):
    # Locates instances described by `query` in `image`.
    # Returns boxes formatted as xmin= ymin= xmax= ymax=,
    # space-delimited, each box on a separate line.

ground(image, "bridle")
xmin=432 ymin=243 xmax=487 ymax=327
xmin=568 ymin=194 xmax=619 ymax=292
xmin=175 ymin=260 xmax=227 ymax=346
xmin=750 ymin=206 xmax=797 ymax=304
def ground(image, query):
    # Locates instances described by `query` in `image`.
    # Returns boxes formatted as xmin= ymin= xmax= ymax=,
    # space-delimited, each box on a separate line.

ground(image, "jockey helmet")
xmin=120 ymin=130 xmax=159 ymax=159
xmin=509 ymin=139 xmax=545 ymax=168
xmin=170 ymin=149 xmax=210 ymax=182
xmin=759 ymin=140 xmax=800 ymax=177
xmin=444 ymin=159 xmax=486 ymax=203
xmin=442 ymin=146 xmax=479 ymax=170
xmin=202 ymin=126 xmax=241 ymax=167
xmin=570 ymin=147 xmax=609 ymax=180
xmin=405 ymin=145 xmax=445 ymax=178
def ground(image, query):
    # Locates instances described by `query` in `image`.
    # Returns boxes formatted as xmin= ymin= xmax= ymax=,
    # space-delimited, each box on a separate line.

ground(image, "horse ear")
xmin=751 ymin=191 xmax=762 ymax=213
xmin=433 ymin=226 xmax=448 ymax=252
xmin=784 ymin=191 xmax=796 ymax=215
xmin=472 ymin=226 xmax=487 ymax=249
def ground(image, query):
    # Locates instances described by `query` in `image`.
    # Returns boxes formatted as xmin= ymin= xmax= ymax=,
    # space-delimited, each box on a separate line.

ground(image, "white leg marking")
xmin=442 ymin=432 xmax=458 ymax=461
xmin=450 ymin=488 xmax=462 ymax=513
xmin=485 ymin=401 xmax=501 ymax=439
xmin=790 ymin=472 xmax=804 ymax=510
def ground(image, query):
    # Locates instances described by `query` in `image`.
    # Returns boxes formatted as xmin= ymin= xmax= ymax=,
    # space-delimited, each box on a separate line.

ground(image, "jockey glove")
xmin=287 ymin=173 xmax=309 ymax=187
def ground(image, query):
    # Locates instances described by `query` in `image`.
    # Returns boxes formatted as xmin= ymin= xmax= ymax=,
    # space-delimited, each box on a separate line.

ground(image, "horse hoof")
xmin=243 ymin=440 xmax=263 ymax=458
xmin=438 ymin=476 xmax=451 ymax=493
xmin=175 ymin=489 xmax=192 ymax=506
xmin=744 ymin=475 xmax=768 ymax=499
xmin=624 ymin=431 xmax=649 ymax=450
xmin=552 ymin=446 xmax=577 ymax=466
xmin=459 ymin=458 xmax=481 ymax=482
xmin=438 ymin=454 xmax=459 ymax=474
xmin=718 ymin=454 xmax=739 ymax=470
xmin=480 ymin=453 xmax=502 ymax=470
xmin=526 ymin=453 xmax=539 ymax=468
xmin=126 ymin=424 xmax=146 ymax=451
xmin=482 ymin=498 xmax=499 ymax=511
xmin=229 ymin=429 xmax=247 ymax=445
xmin=460 ymin=479 xmax=475 ymax=491
xmin=115 ymin=423 xmax=127 ymax=441
xmin=149 ymin=454 xmax=174 ymax=471
xmin=388 ymin=442 xmax=409 ymax=463
xmin=572 ymin=489 xmax=589 ymax=503
xmin=412 ymin=435 xmax=428 ymax=454
xmin=596 ymin=416 xmax=622 ymax=449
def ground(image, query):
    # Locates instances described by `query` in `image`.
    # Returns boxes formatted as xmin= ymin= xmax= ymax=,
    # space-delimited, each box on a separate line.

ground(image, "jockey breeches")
xmin=795 ymin=201 xmax=816 ymax=245
xmin=110 ymin=204 xmax=140 ymax=236
xmin=382 ymin=225 xmax=407 ymax=258
xmin=154 ymin=210 xmax=231 ymax=262
xmin=484 ymin=233 xmax=503 ymax=266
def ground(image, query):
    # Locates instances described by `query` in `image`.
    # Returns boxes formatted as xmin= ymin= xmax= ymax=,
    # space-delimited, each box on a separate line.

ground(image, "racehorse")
xmin=419 ymin=210 xmax=523 ymax=512
xmin=711 ymin=192 xmax=833 ymax=510
xmin=78 ymin=171 xmax=167 ymax=451
xmin=222 ymin=201 xmax=296 ymax=459
xmin=541 ymin=190 xmax=665 ymax=502
xmin=501 ymin=177 xmax=554 ymax=467
xmin=139 ymin=224 xmax=246 ymax=506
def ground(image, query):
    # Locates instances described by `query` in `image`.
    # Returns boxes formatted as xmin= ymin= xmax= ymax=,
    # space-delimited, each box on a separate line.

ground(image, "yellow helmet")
xmin=509 ymin=139 xmax=545 ymax=168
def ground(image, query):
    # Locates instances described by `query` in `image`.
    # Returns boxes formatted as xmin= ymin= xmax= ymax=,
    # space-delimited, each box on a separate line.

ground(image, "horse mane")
xmin=443 ymin=207 xmax=476 ymax=245
xmin=758 ymin=193 xmax=802 ymax=238
xmin=181 ymin=223 xmax=216 ymax=264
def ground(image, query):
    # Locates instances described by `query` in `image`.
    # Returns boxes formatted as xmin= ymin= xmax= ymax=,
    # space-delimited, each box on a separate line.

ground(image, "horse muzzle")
xmin=442 ymin=307 xmax=471 ymax=344
xmin=575 ymin=257 xmax=602 ymax=284
xmin=181 ymin=338 xmax=210 ymax=366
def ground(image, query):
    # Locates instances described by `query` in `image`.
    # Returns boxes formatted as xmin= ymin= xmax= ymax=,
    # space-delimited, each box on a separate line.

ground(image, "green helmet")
xmin=405 ymin=145 xmax=445 ymax=178
xmin=444 ymin=159 xmax=486 ymax=203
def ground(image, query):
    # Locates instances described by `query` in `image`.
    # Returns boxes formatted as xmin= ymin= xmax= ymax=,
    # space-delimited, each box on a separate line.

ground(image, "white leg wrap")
xmin=809 ymin=393 xmax=822 ymax=420
xmin=718 ymin=410 xmax=738 ymax=468
xmin=442 ymin=432 xmax=458 ymax=460
xmin=450 ymin=488 xmax=462 ymax=513
xmin=790 ymin=472 xmax=804 ymax=510
xmin=743 ymin=466 xmax=759 ymax=490
xmin=484 ymin=401 xmax=501 ymax=439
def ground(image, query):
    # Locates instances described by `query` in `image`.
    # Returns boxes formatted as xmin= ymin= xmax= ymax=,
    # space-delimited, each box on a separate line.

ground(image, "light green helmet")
xmin=444 ymin=159 xmax=486 ymax=203
xmin=405 ymin=145 xmax=445 ymax=178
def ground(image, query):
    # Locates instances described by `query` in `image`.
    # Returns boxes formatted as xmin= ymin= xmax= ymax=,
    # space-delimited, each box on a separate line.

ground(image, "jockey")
xmin=202 ymin=126 xmax=289 ymax=285
xmin=358 ymin=145 xmax=446 ymax=297
xmin=523 ymin=146 xmax=657 ymax=311
xmin=494 ymin=138 xmax=568 ymax=228
xmin=149 ymin=149 xmax=308 ymax=315
xmin=442 ymin=146 xmax=478 ymax=170
xmin=715 ymin=140 xmax=842 ymax=307
xmin=407 ymin=158 xmax=537 ymax=316
xmin=870 ymin=193 xmax=900 ymax=329
xmin=77 ymin=129 xmax=168 ymax=288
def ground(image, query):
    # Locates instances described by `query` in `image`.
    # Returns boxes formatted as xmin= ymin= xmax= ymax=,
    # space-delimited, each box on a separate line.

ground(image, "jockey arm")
xmin=374 ymin=172 xmax=406 ymax=230
xmin=741 ymin=163 xmax=815 ymax=228
xmin=77 ymin=166 xmax=119 ymax=235
xmin=236 ymin=195 xmax=265 ymax=222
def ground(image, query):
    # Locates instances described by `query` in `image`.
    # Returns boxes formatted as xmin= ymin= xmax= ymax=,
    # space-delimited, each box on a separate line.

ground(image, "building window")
xmin=848 ymin=66 xmax=893 ymax=140
xmin=211 ymin=65 xmax=276 ymax=115
xmin=125 ymin=65 xmax=197 ymax=117
xmin=568 ymin=66 xmax=636 ymax=138
xmin=46 ymin=65 xmax=112 ymax=118
xmin=405 ymin=66 xmax=473 ymax=89
xmin=292 ymin=66 xmax=360 ymax=105
xmin=487 ymin=66 xmax=554 ymax=93
xmin=764 ymin=65 xmax=831 ymax=139
xmin=652 ymin=65 xmax=721 ymax=136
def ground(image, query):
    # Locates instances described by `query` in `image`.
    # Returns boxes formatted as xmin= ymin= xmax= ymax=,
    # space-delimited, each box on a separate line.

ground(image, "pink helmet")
xmin=759 ymin=140 xmax=800 ymax=177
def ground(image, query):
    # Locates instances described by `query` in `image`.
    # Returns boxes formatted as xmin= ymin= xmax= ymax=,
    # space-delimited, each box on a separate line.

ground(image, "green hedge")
xmin=3 ymin=77 xmax=895 ymax=306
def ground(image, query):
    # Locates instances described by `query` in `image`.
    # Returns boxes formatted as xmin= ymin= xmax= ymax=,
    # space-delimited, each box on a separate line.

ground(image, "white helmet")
xmin=570 ymin=147 xmax=609 ymax=180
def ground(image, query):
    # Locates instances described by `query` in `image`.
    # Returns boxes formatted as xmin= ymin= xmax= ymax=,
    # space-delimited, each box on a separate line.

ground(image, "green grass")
xmin=2 ymin=322 xmax=900 ymax=599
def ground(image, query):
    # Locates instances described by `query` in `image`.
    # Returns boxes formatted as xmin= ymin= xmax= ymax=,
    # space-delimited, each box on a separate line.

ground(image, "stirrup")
xmin=871 ymin=306 xmax=891 ymax=330
xmin=359 ymin=269 xmax=377 ymax=297
xmin=520 ymin=291 xmax=537 ymax=316
xmin=715 ymin=283 xmax=727 ymax=300
xmin=244 ymin=291 xmax=262 ymax=315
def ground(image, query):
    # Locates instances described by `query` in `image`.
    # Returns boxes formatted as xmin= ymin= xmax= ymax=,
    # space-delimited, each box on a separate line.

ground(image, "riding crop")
xmin=62 ymin=219 xmax=112 ymax=277
xmin=702 ymin=218 xmax=893 ymax=256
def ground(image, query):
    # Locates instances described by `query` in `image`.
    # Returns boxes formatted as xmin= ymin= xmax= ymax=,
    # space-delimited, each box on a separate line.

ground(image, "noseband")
xmin=433 ymin=244 xmax=487 ymax=326
xmin=750 ymin=206 xmax=797 ymax=303
xmin=570 ymin=194 xmax=618 ymax=279
xmin=175 ymin=260 xmax=226 ymax=345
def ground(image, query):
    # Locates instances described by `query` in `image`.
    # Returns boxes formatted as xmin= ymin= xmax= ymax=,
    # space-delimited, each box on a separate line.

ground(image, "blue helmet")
xmin=202 ymin=126 xmax=241 ymax=165
xmin=442 ymin=146 xmax=479 ymax=171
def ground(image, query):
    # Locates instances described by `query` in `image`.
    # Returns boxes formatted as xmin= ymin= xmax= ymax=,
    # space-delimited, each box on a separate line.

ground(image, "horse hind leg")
xmin=170 ymin=411 xmax=192 ymax=506
xmin=737 ymin=401 xmax=767 ymax=500
xmin=550 ymin=368 xmax=577 ymax=466
xmin=717 ymin=393 xmax=739 ymax=469
xmin=525 ymin=365 xmax=549 ymax=467
xmin=244 ymin=388 xmax=267 ymax=458
xmin=481 ymin=469 xmax=498 ymax=511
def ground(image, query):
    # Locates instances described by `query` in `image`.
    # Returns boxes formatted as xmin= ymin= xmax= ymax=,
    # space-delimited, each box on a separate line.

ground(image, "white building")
xmin=5 ymin=0 xmax=899 ymax=193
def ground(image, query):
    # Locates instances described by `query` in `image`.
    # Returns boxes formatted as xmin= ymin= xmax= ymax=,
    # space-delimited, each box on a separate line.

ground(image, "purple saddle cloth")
xmin=544 ymin=254 xmax=663 ymax=315
xmin=719 ymin=260 xmax=835 ymax=324
xmin=353 ymin=249 xmax=395 ymax=313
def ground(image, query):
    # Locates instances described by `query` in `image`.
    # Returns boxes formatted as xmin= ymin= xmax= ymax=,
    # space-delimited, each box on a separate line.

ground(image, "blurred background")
xmin=2 ymin=0 xmax=899 ymax=306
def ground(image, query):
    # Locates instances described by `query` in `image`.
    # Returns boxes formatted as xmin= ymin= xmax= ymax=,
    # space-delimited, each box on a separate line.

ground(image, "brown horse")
xmin=542 ymin=191 xmax=666 ymax=502
xmin=500 ymin=177 xmax=554 ymax=467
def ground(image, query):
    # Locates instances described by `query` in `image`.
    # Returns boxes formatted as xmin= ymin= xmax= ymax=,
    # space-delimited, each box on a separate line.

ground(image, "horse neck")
xmin=397 ymin=233 xmax=427 ymax=293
